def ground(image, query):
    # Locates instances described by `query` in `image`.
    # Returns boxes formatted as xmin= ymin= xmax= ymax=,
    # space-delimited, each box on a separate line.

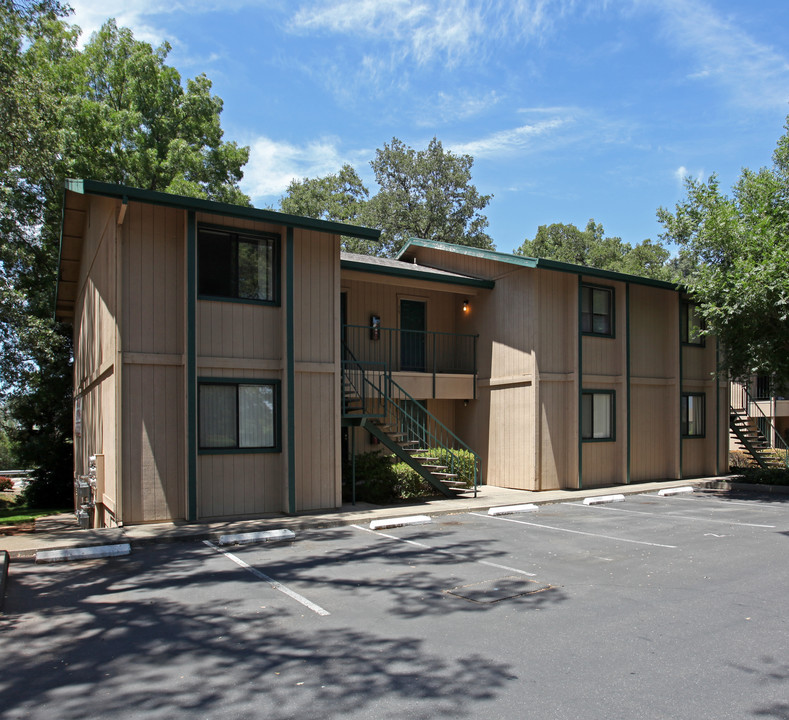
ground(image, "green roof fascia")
xmin=341 ymin=257 xmax=494 ymax=289
xmin=397 ymin=237 xmax=539 ymax=269
xmin=65 ymin=179 xmax=381 ymax=241
xmin=399 ymin=237 xmax=681 ymax=292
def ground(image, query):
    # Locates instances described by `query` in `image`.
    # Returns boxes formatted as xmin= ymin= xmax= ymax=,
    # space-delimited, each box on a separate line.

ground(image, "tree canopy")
xmin=658 ymin=117 xmax=789 ymax=385
xmin=515 ymin=220 xmax=672 ymax=280
xmin=0 ymin=3 xmax=251 ymax=503
xmin=279 ymin=137 xmax=493 ymax=256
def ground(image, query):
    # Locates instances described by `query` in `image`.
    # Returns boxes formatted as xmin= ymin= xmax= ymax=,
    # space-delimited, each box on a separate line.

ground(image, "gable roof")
xmin=341 ymin=251 xmax=495 ymax=289
xmin=56 ymin=180 xmax=382 ymax=321
xmin=64 ymin=179 xmax=381 ymax=239
xmin=397 ymin=237 xmax=680 ymax=291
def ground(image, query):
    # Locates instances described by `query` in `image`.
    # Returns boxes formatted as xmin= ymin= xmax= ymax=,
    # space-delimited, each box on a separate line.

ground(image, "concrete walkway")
xmin=0 ymin=477 xmax=734 ymax=560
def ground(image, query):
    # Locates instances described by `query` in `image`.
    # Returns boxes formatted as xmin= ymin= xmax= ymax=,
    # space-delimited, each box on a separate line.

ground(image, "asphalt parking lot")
xmin=1 ymin=489 xmax=788 ymax=720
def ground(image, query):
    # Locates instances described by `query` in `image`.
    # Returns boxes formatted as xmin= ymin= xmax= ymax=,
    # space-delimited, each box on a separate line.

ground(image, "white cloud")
xmin=646 ymin=0 xmax=789 ymax=109
xmin=288 ymin=0 xmax=581 ymax=67
xmin=452 ymin=117 xmax=570 ymax=157
xmin=674 ymin=165 xmax=704 ymax=185
xmin=240 ymin=136 xmax=368 ymax=202
xmin=66 ymin=0 xmax=259 ymax=46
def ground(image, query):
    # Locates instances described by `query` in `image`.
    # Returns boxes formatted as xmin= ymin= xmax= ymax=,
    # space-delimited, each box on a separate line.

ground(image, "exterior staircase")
xmin=342 ymin=352 xmax=479 ymax=497
xmin=729 ymin=410 xmax=786 ymax=469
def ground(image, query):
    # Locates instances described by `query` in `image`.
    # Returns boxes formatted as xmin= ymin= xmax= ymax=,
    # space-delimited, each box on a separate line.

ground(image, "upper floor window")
xmin=680 ymin=301 xmax=704 ymax=345
xmin=198 ymin=226 xmax=279 ymax=304
xmin=581 ymin=284 xmax=614 ymax=337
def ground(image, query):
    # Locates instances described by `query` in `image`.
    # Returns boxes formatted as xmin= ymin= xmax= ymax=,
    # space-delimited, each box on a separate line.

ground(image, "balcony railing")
xmin=343 ymin=324 xmax=477 ymax=375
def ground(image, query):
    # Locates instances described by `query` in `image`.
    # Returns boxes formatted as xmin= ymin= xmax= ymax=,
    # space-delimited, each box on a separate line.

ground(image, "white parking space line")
xmin=570 ymin=503 xmax=776 ymax=528
xmin=471 ymin=512 xmax=677 ymax=548
xmin=351 ymin=524 xmax=537 ymax=576
xmin=663 ymin=495 xmax=787 ymax=512
xmin=203 ymin=540 xmax=330 ymax=617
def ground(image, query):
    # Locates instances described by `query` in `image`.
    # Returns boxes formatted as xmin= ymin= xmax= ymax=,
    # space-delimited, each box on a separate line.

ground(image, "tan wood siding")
xmin=197 ymin=301 xmax=282 ymax=360
xmin=72 ymin=195 xmax=120 ymax=522
xmin=122 ymin=202 xmax=184 ymax=355
xmin=198 ymin=454 xmax=283 ymax=518
xmin=293 ymin=230 xmax=341 ymax=510
xmin=630 ymin=384 xmax=676 ymax=481
xmin=122 ymin=363 xmax=185 ymax=523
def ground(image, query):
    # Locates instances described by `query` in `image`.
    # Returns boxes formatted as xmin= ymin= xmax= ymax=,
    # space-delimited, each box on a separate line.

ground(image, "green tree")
xmin=0 ymin=7 xmax=252 ymax=505
xmin=516 ymin=220 xmax=671 ymax=280
xmin=279 ymin=137 xmax=494 ymax=257
xmin=366 ymin=137 xmax=493 ymax=256
xmin=280 ymin=164 xmax=374 ymax=253
xmin=62 ymin=19 xmax=250 ymax=204
xmin=658 ymin=119 xmax=789 ymax=383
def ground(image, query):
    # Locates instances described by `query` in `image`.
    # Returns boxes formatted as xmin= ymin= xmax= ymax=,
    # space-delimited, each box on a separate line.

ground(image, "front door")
xmin=400 ymin=299 xmax=426 ymax=372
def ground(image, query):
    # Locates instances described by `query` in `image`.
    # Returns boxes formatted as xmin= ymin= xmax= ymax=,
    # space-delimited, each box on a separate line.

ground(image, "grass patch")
xmin=0 ymin=503 xmax=70 ymax=525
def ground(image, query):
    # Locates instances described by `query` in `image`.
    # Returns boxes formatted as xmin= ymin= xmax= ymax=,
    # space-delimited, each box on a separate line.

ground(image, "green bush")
xmin=343 ymin=451 xmax=399 ymax=504
xmin=343 ymin=448 xmax=479 ymax=504
xmin=731 ymin=467 xmax=789 ymax=486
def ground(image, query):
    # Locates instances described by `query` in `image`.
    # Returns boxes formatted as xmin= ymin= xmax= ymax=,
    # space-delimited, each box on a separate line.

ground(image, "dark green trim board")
xmin=187 ymin=211 xmax=197 ymax=521
xmin=678 ymin=297 xmax=684 ymax=480
xmin=577 ymin=275 xmax=583 ymax=489
xmin=286 ymin=227 xmax=296 ymax=514
xmin=65 ymin=179 xmax=381 ymax=241
xmin=626 ymin=283 xmax=631 ymax=484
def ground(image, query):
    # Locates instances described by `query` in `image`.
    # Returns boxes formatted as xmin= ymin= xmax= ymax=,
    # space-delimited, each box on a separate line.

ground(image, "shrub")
xmin=731 ymin=467 xmax=789 ymax=486
xmin=0 ymin=476 xmax=13 ymax=491
xmin=342 ymin=451 xmax=399 ymax=504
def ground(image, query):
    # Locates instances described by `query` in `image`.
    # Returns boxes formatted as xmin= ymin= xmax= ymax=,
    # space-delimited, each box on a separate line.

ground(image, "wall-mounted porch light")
xmin=462 ymin=299 xmax=469 ymax=314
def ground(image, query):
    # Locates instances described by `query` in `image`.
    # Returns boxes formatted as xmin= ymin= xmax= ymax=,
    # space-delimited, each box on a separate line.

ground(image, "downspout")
xmin=626 ymin=283 xmax=631 ymax=484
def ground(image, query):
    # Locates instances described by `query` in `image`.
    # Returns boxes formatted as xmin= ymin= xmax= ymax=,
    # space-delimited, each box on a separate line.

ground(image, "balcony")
xmin=342 ymin=324 xmax=477 ymax=400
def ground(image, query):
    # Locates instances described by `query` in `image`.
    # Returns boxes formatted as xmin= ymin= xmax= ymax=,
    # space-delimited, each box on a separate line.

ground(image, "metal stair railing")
xmin=341 ymin=342 xmax=481 ymax=496
xmin=378 ymin=373 xmax=480 ymax=496
xmin=730 ymin=381 xmax=789 ymax=469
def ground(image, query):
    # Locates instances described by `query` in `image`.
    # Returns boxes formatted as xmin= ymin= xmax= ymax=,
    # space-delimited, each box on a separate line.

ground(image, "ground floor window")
xmin=582 ymin=390 xmax=615 ymax=441
xmin=681 ymin=392 xmax=705 ymax=438
xmin=199 ymin=379 xmax=280 ymax=452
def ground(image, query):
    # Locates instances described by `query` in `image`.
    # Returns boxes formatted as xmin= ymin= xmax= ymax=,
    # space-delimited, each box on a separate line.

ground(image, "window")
xmin=582 ymin=391 xmax=615 ymax=441
xmin=681 ymin=393 xmax=705 ymax=438
xmin=199 ymin=380 xmax=279 ymax=452
xmin=581 ymin=285 xmax=614 ymax=336
xmin=680 ymin=302 xmax=704 ymax=345
xmin=198 ymin=226 xmax=278 ymax=303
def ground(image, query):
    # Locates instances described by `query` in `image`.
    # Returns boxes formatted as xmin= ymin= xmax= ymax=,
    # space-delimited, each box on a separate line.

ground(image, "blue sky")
xmin=67 ymin=0 xmax=789 ymax=254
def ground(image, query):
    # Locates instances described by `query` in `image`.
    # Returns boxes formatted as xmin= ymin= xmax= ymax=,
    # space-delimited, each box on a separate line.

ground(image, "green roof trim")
xmin=341 ymin=257 xmax=495 ymax=289
xmin=64 ymin=179 xmax=381 ymax=241
xmin=399 ymin=237 xmax=680 ymax=291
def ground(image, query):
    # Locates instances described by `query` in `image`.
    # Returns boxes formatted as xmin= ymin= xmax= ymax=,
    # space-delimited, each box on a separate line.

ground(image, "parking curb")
xmin=2 ymin=478 xmax=735 ymax=560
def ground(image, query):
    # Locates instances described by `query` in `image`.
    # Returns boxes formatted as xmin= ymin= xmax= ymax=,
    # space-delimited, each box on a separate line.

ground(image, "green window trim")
xmin=680 ymin=301 xmax=705 ymax=346
xmin=197 ymin=223 xmax=281 ymax=306
xmin=581 ymin=283 xmax=615 ymax=338
xmin=582 ymin=389 xmax=616 ymax=442
xmin=198 ymin=377 xmax=281 ymax=454
xmin=681 ymin=392 xmax=706 ymax=439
